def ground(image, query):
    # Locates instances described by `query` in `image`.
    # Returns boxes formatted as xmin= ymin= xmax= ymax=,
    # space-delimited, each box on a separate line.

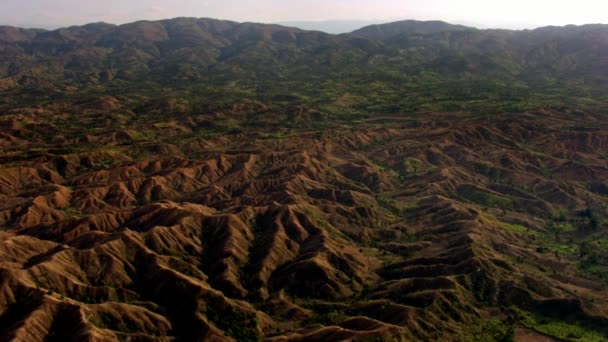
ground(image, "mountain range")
xmin=1 ymin=17 xmax=607 ymax=113
xmin=275 ymin=20 xmax=391 ymax=34
xmin=0 ymin=17 xmax=608 ymax=341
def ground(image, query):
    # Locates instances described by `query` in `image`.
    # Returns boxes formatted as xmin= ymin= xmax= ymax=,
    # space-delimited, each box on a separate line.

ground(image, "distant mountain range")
xmin=1 ymin=17 xmax=607 ymax=113
xmin=277 ymin=19 xmax=474 ymax=35
xmin=350 ymin=20 xmax=472 ymax=38
xmin=275 ymin=20 xmax=391 ymax=34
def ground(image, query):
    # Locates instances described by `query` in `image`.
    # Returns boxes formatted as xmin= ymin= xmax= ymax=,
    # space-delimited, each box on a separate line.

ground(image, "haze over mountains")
xmin=275 ymin=20 xmax=391 ymax=34
xmin=0 ymin=17 xmax=608 ymax=341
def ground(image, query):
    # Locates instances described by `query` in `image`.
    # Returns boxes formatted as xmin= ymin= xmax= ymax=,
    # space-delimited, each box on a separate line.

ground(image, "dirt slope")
xmin=0 ymin=108 xmax=607 ymax=341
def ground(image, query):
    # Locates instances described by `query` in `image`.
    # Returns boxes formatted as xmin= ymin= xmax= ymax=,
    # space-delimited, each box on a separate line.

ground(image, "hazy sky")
xmin=1 ymin=0 xmax=607 ymax=30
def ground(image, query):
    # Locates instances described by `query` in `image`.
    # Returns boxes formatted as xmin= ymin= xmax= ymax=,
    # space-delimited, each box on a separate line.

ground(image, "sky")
xmin=1 ymin=0 xmax=607 ymax=31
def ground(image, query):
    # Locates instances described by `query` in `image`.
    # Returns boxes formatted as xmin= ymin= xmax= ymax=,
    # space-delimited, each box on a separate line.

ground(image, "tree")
xmin=547 ymin=222 xmax=562 ymax=242
xmin=579 ymin=207 xmax=603 ymax=231
xmin=579 ymin=241 xmax=600 ymax=264
xmin=579 ymin=241 xmax=592 ymax=258
xmin=590 ymin=214 xmax=602 ymax=231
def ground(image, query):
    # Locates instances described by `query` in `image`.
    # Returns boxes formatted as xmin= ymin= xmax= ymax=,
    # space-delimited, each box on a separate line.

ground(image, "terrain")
xmin=274 ymin=20 xmax=390 ymax=34
xmin=0 ymin=18 xmax=607 ymax=341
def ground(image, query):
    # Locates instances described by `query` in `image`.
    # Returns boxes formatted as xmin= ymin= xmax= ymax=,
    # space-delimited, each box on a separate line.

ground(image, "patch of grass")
xmin=93 ymin=314 xmax=142 ymax=334
xmin=555 ymin=222 xmax=577 ymax=233
xmin=577 ymin=239 xmax=607 ymax=279
xmin=580 ymin=263 xmax=605 ymax=278
xmin=63 ymin=207 xmax=87 ymax=219
xmin=595 ymin=238 xmax=608 ymax=252
xmin=305 ymin=309 xmax=348 ymax=326
xmin=92 ymin=158 xmax=120 ymax=171
xmin=133 ymin=130 xmax=156 ymax=141
xmin=490 ymin=216 xmax=578 ymax=256
xmin=379 ymin=253 xmax=401 ymax=265
xmin=487 ymin=216 xmax=539 ymax=237
xmin=206 ymin=304 xmax=260 ymax=342
xmin=153 ymin=121 xmax=174 ymax=129
xmin=459 ymin=318 xmax=514 ymax=342
xmin=305 ymin=207 xmax=333 ymax=231
xmin=497 ymin=221 xmax=529 ymax=234
xmin=400 ymin=158 xmax=429 ymax=178
xmin=261 ymin=132 xmax=290 ymax=140
xmin=462 ymin=189 xmax=513 ymax=208
xmin=375 ymin=193 xmax=399 ymax=219
xmin=545 ymin=242 xmax=578 ymax=256
xmin=509 ymin=306 xmax=608 ymax=342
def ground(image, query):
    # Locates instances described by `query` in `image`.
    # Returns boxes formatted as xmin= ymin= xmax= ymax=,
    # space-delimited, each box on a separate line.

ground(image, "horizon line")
xmin=1 ymin=16 xmax=607 ymax=33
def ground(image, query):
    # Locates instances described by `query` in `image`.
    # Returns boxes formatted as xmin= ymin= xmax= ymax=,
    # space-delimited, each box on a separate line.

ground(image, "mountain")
xmin=351 ymin=19 xmax=474 ymax=39
xmin=276 ymin=20 xmax=391 ymax=34
xmin=0 ymin=17 xmax=608 ymax=341
xmin=0 ymin=17 xmax=607 ymax=113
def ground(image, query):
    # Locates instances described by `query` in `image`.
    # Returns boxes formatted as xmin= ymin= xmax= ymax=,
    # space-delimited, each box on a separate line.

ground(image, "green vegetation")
xmin=261 ymin=132 xmax=291 ymax=140
xmin=92 ymin=158 xmax=120 ymax=171
xmin=578 ymin=239 xmax=608 ymax=280
xmin=459 ymin=319 xmax=514 ymax=342
xmin=62 ymin=208 xmax=88 ymax=219
xmin=580 ymin=208 xmax=604 ymax=232
xmin=490 ymin=216 xmax=580 ymax=257
xmin=509 ymin=306 xmax=608 ymax=342
xmin=496 ymin=221 xmax=531 ymax=235
xmin=206 ymin=305 xmax=261 ymax=342
xmin=2 ymin=19 xmax=608 ymax=119
xmin=305 ymin=207 xmax=330 ymax=229
xmin=375 ymin=193 xmax=401 ymax=220
xmin=304 ymin=309 xmax=348 ymax=326
xmin=462 ymin=189 xmax=513 ymax=208
xmin=594 ymin=238 xmax=608 ymax=252
xmin=93 ymin=314 xmax=142 ymax=334
xmin=400 ymin=158 xmax=428 ymax=178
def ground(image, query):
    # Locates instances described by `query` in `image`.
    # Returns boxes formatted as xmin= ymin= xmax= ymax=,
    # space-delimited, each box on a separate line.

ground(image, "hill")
xmin=1 ymin=18 xmax=607 ymax=115
xmin=275 ymin=20 xmax=390 ymax=34
xmin=351 ymin=19 xmax=473 ymax=39
xmin=0 ymin=17 xmax=607 ymax=341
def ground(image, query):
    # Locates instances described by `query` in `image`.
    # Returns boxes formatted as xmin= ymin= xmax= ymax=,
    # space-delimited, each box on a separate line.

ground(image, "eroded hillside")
xmin=1 ymin=99 xmax=607 ymax=341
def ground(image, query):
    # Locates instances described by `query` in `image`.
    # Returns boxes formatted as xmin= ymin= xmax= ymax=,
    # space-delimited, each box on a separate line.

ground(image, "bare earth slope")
xmin=0 ymin=104 xmax=607 ymax=341
xmin=1 ymin=17 xmax=608 ymax=342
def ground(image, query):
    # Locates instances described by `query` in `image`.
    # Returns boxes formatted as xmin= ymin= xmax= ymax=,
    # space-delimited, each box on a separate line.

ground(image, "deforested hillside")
xmin=0 ymin=18 xmax=607 ymax=341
